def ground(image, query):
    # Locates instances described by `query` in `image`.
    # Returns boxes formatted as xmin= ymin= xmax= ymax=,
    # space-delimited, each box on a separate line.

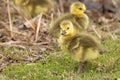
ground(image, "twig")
xmin=12 ymin=4 xmax=36 ymax=31
xmin=0 ymin=41 xmax=20 ymax=46
xmin=7 ymin=30 xmax=28 ymax=36
xmin=3 ymin=0 xmax=36 ymax=31
xmin=0 ymin=41 xmax=34 ymax=48
xmin=57 ymin=8 xmax=61 ymax=17
xmin=50 ymin=13 xmax=54 ymax=29
xmin=24 ymin=17 xmax=36 ymax=30
xmin=92 ymin=25 xmax=102 ymax=39
xmin=8 ymin=45 xmax=27 ymax=50
xmin=35 ymin=14 xmax=43 ymax=41
xmin=7 ymin=0 xmax=13 ymax=37
xmin=59 ymin=0 xmax=64 ymax=13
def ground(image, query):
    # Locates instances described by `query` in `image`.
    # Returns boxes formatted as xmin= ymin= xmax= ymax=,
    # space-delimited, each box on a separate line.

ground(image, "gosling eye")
xmin=79 ymin=7 xmax=82 ymax=10
xmin=67 ymin=27 xmax=69 ymax=30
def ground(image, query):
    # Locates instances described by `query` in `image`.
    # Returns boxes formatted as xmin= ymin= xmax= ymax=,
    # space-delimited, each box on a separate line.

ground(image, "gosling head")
xmin=60 ymin=20 xmax=75 ymax=36
xmin=70 ymin=2 xmax=86 ymax=15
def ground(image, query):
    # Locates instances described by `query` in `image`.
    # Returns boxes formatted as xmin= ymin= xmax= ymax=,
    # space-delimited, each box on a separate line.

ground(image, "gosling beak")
xmin=61 ymin=30 xmax=66 ymax=35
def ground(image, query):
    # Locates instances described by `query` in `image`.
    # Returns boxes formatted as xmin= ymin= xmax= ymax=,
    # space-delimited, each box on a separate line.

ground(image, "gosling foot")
xmin=75 ymin=61 xmax=88 ymax=73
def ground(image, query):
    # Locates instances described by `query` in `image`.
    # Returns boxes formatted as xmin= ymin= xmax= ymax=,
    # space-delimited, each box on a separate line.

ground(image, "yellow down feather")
xmin=58 ymin=20 xmax=100 ymax=61
xmin=58 ymin=20 xmax=101 ymax=72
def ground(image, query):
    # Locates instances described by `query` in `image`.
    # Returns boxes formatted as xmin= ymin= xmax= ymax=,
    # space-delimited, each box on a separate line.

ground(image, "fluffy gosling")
xmin=58 ymin=20 xmax=101 ymax=73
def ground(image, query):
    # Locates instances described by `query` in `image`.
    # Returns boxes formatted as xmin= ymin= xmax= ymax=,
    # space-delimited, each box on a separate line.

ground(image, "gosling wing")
xmin=75 ymin=14 xmax=89 ymax=29
xmin=68 ymin=34 xmax=101 ymax=54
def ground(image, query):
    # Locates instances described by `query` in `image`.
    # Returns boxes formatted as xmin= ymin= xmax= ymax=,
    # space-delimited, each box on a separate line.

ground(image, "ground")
xmin=0 ymin=0 xmax=120 ymax=80
xmin=1 ymin=39 xmax=120 ymax=80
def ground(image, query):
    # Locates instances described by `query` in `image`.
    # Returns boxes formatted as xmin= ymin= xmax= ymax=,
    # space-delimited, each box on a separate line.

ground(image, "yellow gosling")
xmin=58 ymin=20 xmax=101 ymax=73
xmin=13 ymin=0 xmax=54 ymax=17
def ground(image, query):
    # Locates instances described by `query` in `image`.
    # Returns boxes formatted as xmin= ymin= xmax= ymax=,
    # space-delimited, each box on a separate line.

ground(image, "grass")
xmin=0 ymin=46 xmax=29 ymax=62
xmin=1 ymin=39 xmax=120 ymax=80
